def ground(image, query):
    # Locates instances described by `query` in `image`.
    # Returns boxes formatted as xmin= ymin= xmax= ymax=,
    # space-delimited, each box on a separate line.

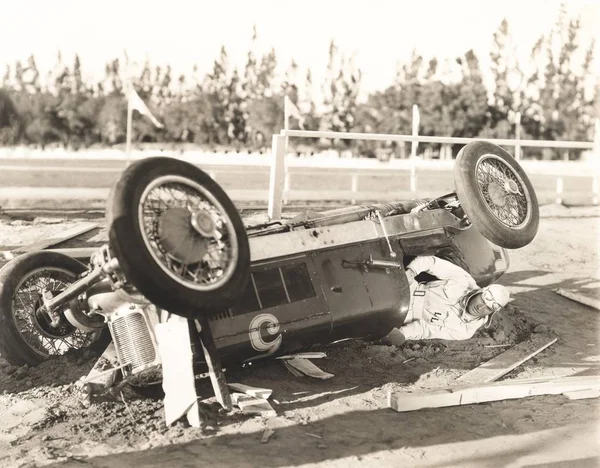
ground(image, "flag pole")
xmin=125 ymin=80 xmax=133 ymax=164
xmin=284 ymin=95 xmax=290 ymax=132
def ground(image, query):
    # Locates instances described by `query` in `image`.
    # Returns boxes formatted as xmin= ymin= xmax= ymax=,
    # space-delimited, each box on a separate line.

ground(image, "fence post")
xmin=410 ymin=104 xmax=420 ymax=194
xmin=283 ymin=170 xmax=290 ymax=205
xmin=555 ymin=177 xmax=563 ymax=205
xmin=411 ymin=104 xmax=420 ymax=159
xmin=410 ymin=164 xmax=417 ymax=194
xmin=268 ymin=134 xmax=286 ymax=220
xmin=351 ymin=174 xmax=358 ymax=205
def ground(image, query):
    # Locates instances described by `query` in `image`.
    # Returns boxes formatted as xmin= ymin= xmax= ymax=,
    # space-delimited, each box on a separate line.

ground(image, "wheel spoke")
xmin=139 ymin=178 xmax=237 ymax=290
xmin=476 ymin=156 xmax=529 ymax=228
xmin=10 ymin=268 xmax=99 ymax=358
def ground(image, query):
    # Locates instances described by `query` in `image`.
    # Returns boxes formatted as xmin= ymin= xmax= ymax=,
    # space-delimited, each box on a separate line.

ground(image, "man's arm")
xmin=407 ymin=256 xmax=474 ymax=285
xmin=400 ymin=319 xmax=476 ymax=341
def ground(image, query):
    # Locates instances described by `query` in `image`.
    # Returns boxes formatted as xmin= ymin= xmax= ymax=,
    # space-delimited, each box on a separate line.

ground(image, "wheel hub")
xmin=157 ymin=208 xmax=208 ymax=263
xmin=33 ymin=295 xmax=75 ymax=339
xmin=505 ymin=179 xmax=521 ymax=195
xmin=487 ymin=182 xmax=507 ymax=207
xmin=191 ymin=210 xmax=216 ymax=237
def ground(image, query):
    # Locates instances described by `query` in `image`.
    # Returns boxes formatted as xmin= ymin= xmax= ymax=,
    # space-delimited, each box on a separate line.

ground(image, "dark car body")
xmin=208 ymin=201 xmax=508 ymax=365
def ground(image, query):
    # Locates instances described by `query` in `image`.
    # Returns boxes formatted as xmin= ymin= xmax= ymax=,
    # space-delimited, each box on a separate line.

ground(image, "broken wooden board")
xmin=284 ymin=357 xmax=334 ymax=379
xmin=195 ymin=317 xmax=232 ymax=411
xmin=456 ymin=336 xmax=558 ymax=385
xmin=1 ymin=222 xmax=98 ymax=261
xmin=554 ymin=288 xmax=600 ymax=311
xmin=388 ymin=375 xmax=600 ymax=413
xmin=155 ymin=317 xmax=201 ymax=428
xmin=283 ymin=361 xmax=305 ymax=377
xmin=47 ymin=247 xmax=97 ymax=260
xmin=228 ymin=383 xmax=272 ymax=400
xmin=276 ymin=352 xmax=327 ymax=360
xmin=231 ymin=393 xmax=277 ymax=416
xmin=562 ymin=388 xmax=600 ymax=400
xmin=261 ymin=428 xmax=275 ymax=443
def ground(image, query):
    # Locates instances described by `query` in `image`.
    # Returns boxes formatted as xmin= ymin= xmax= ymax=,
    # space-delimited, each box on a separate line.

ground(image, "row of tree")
xmin=0 ymin=8 xmax=597 ymax=159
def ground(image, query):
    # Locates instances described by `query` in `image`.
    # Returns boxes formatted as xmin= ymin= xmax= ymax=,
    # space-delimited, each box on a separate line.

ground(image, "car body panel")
xmin=204 ymin=206 xmax=503 ymax=364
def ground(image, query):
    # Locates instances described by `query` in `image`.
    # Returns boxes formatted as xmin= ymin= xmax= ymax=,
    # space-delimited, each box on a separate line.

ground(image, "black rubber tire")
xmin=0 ymin=251 xmax=108 ymax=367
xmin=454 ymin=141 xmax=539 ymax=249
xmin=107 ymin=157 xmax=250 ymax=318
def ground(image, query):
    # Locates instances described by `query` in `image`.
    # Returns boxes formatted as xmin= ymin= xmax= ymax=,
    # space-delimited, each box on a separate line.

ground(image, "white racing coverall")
xmin=400 ymin=256 xmax=486 ymax=341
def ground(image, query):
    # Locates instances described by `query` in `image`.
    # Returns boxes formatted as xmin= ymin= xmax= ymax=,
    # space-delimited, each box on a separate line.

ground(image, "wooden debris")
xmin=305 ymin=432 xmax=322 ymax=439
xmin=155 ymin=317 xmax=201 ymax=428
xmin=231 ymin=393 xmax=277 ymax=416
xmin=562 ymin=388 xmax=600 ymax=400
xmin=261 ymin=428 xmax=275 ymax=443
xmin=277 ymin=352 xmax=327 ymax=360
xmin=554 ymin=288 xmax=600 ymax=311
xmin=228 ymin=382 xmax=272 ymax=400
xmin=47 ymin=247 xmax=97 ymax=260
xmin=283 ymin=361 xmax=305 ymax=377
xmin=4 ymin=223 xmax=98 ymax=258
xmin=283 ymin=357 xmax=334 ymax=380
xmin=456 ymin=336 xmax=558 ymax=385
xmin=195 ymin=317 xmax=232 ymax=411
xmin=388 ymin=376 xmax=600 ymax=413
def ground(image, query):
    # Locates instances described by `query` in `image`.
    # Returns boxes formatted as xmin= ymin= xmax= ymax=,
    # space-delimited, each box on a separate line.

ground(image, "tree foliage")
xmin=0 ymin=11 xmax=596 ymax=159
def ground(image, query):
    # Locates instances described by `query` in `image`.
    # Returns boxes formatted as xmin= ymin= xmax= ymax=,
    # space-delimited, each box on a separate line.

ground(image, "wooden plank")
xmin=284 ymin=357 xmax=334 ymax=379
xmin=456 ymin=336 xmax=558 ymax=385
xmin=276 ymin=352 xmax=327 ymax=360
xmin=228 ymin=383 xmax=272 ymax=399
xmin=155 ymin=317 xmax=201 ymax=428
xmin=47 ymin=247 xmax=97 ymax=260
xmin=388 ymin=376 xmax=600 ymax=413
xmin=562 ymin=388 xmax=600 ymax=400
xmin=5 ymin=222 xmax=98 ymax=257
xmin=196 ymin=316 xmax=232 ymax=411
xmin=261 ymin=428 xmax=275 ymax=443
xmin=554 ymin=288 xmax=600 ymax=311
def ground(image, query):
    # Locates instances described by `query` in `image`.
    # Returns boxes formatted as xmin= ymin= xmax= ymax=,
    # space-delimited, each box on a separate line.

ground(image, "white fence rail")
xmin=268 ymin=130 xmax=598 ymax=219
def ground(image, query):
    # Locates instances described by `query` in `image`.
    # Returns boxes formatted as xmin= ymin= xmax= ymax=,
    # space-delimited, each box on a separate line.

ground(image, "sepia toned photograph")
xmin=0 ymin=1 xmax=598 ymax=466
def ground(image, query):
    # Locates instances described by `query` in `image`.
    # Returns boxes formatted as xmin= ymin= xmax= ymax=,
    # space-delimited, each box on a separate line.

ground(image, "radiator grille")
xmin=110 ymin=311 xmax=156 ymax=371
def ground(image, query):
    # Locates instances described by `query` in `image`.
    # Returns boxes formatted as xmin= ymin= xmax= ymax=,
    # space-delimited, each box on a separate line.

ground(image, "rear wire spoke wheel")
xmin=107 ymin=157 xmax=250 ymax=318
xmin=454 ymin=141 xmax=539 ymax=249
xmin=0 ymin=251 xmax=106 ymax=366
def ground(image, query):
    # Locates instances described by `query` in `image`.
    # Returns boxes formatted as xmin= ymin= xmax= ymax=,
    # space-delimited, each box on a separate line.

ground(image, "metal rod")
xmin=42 ymin=258 xmax=120 ymax=312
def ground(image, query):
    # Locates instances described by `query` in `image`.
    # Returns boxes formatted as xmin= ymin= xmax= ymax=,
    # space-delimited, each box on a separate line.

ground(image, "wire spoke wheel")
xmin=475 ymin=155 xmax=532 ymax=229
xmin=107 ymin=157 xmax=250 ymax=317
xmin=454 ymin=141 xmax=539 ymax=249
xmin=11 ymin=268 xmax=98 ymax=359
xmin=138 ymin=176 xmax=239 ymax=291
xmin=0 ymin=251 xmax=108 ymax=366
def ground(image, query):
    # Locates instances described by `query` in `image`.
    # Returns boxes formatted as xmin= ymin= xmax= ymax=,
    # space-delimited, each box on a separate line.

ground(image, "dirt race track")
xmin=0 ymin=204 xmax=598 ymax=468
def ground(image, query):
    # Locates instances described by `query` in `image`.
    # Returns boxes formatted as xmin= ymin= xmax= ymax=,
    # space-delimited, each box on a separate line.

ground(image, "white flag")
xmin=128 ymin=85 xmax=164 ymax=128
xmin=284 ymin=96 xmax=305 ymax=130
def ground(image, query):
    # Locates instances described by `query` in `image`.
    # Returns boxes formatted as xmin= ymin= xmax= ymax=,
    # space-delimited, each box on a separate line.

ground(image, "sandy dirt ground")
xmin=0 ymin=204 xmax=598 ymax=468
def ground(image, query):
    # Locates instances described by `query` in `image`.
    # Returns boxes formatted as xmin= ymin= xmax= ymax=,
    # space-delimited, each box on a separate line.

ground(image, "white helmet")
xmin=481 ymin=284 xmax=510 ymax=310
xmin=480 ymin=284 xmax=510 ymax=327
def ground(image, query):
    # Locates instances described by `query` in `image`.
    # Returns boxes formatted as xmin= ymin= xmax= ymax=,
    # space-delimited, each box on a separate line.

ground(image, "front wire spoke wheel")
xmin=475 ymin=155 xmax=531 ymax=229
xmin=138 ymin=175 xmax=238 ymax=292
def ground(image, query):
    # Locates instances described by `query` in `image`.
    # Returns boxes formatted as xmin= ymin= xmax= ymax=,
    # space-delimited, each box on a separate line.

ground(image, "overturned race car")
xmin=0 ymin=141 xmax=539 ymax=411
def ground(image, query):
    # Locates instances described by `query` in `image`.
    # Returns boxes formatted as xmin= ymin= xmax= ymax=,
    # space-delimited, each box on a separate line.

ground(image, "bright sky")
xmin=1 ymin=0 xmax=598 ymax=97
